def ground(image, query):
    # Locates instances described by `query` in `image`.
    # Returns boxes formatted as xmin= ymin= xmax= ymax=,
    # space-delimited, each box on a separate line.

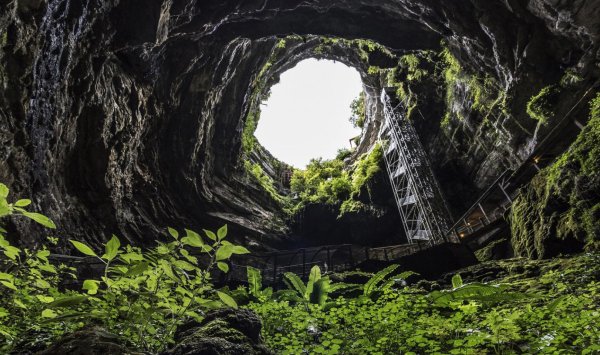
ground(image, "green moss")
xmin=510 ymin=93 xmax=600 ymax=258
xmin=526 ymin=85 xmax=559 ymax=124
xmin=400 ymin=54 xmax=426 ymax=82
xmin=350 ymin=143 xmax=383 ymax=195
xmin=245 ymin=160 xmax=289 ymax=206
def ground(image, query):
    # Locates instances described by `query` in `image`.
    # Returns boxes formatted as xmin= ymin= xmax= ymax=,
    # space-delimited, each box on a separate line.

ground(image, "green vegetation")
xmin=290 ymin=144 xmax=383 ymax=217
xmin=440 ymin=47 xmax=504 ymax=125
xmin=248 ymin=253 xmax=600 ymax=354
xmin=290 ymin=158 xmax=352 ymax=206
xmin=526 ymin=85 xmax=559 ymax=124
xmin=0 ymin=183 xmax=248 ymax=352
xmin=511 ymin=93 xmax=600 ymax=258
xmin=244 ymin=160 xmax=289 ymax=206
xmin=2 ymin=181 xmax=600 ymax=354
xmin=349 ymin=91 xmax=366 ymax=129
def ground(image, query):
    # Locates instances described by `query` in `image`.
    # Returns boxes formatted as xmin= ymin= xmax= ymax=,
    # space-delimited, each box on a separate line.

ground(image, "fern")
xmin=364 ymin=264 xmax=399 ymax=297
xmin=247 ymin=266 xmax=262 ymax=298
xmin=283 ymin=272 xmax=307 ymax=297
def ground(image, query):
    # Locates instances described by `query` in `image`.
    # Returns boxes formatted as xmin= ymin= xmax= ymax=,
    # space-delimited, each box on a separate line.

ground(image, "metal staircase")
xmin=379 ymin=89 xmax=458 ymax=246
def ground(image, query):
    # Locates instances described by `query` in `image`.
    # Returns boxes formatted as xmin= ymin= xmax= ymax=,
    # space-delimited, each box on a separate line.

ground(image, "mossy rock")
xmin=510 ymin=93 xmax=600 ymax=259
xmin=163 ymin=308 xmax=273 ymax=355
xmin=35 ymin=326 xmax=140 ymax=355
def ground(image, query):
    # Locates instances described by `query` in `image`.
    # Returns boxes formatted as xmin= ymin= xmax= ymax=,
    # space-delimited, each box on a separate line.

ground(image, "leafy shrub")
xmin=526 ymin=85 xmax=559 ymax=124
xmin=0 ymin=183 xmax=248 ymax=352
xmin=349 ymin=91 xmax=366 ymax=129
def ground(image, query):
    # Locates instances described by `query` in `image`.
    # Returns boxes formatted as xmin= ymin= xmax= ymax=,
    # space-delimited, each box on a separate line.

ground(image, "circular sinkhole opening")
xmin=254 ymin=58 xmax=363 ymax=168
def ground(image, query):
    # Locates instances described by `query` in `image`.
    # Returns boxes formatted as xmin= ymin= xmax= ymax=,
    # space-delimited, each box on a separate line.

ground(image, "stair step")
xmin=392 ymin=165 xmax=406 ymax=178
xmin=400 ymin=195 xmax=416 ymax=206
xmin=386 ymin=141 xmax=397 ymax=155
xmin=408 ymin=230 xmax=432 ymax=240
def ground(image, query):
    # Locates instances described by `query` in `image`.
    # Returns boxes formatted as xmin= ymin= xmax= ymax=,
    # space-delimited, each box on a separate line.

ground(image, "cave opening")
xmin=1 ymin=1 xmax=599 ymax=352
xmin=254 ymin=58 xmax=363 ymax=169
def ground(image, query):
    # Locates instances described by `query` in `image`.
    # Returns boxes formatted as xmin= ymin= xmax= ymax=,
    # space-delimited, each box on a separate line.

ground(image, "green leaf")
xmin=217 ymin=225 xmax=228 ymax=240
xmin=217 ymin=291 xmax=238 ymax=309
xmin=203 ymin=229 xmax=217 ymax=241
xmin=310 ymin=277 xmax=331 ymax=306
xmin=0 ymin=183 xmax=8 ymax=199
xmin=216 ymin=244 xmax=234 ymax=261
xmin=173 ymin=260 xmax=196 ymax=271
xmin=232 ymin=245 xmax=250 ymax=255
xmin=14 ymin=199 xmax=31 ymax=207
xmin=41 ymin=309 xmax=57 ymax=319
xmin=452 ymin=274 xmax=463 ymax=289
xmin=125 ymin=261 xmax=149 ymax=276
xmin=247 ymin=266 xmax=263 ymax=298
xmin=364 ymin=264 xmax=399 ymax=297
xmin=283 ymin=272 xmax=306 ymax=298
xmin=0 ymin=272 xmax=14 ymax=281
xmin=21 ymin=211 xmax=56 ymax=229
xmin=306 ymin=265 xmax=322 ymax=298
xmin=217 ymin=262 xmax=229 ymax=273
xmin=159 ymin=259 xmax=177 ymax=280
xmin=48 ymin=295 xmax=87 ymax=308
xmin=83 ymin=280 xmax=100 ymax=295
xmin=36 ymin=295 xmax=55 ymax=303
xmin=181 ymin=229 xmax=204 ymax=247
xmin=70 ymin=240 xmax=97 ymax=257
xmin=102 ymin=235 xmax=121 ymax=261
xmin=0 ymin=280 xmax=17 ymax=291
xmin=168 ymin=227 xmax=179 ymax=240
xmin=36 ymin=249 xmax=50 ymax=261
xmin=2 ymin=245 xmax=20 ymax=260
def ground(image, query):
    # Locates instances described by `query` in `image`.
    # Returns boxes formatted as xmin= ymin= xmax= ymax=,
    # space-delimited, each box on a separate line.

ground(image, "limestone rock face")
xmin=0 ymin=0 xmax=598 ymax=248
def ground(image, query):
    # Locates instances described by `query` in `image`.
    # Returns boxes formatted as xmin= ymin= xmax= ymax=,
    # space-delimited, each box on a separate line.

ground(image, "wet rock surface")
xmin=162 ymin=308 xmax=272 ymax=355
xmin=34 ymin=326 xmax=140 ymax=355
xmin=0 ymin=0 xmax=598 ymax=249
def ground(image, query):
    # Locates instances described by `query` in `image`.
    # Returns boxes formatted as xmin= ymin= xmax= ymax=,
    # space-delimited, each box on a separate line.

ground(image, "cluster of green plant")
xmin=248 ymin=253 xmax=600 ymax=354
xmin=382 ymin=51 xmax=437 ymax=121
xmin=0 ymin=183 xmax=249 ymax=352
xmin=349 ymin=91 xmax=366 ymax=129
xmin=312 ymin=37 xmax=394 ymax=64
xmin=440 ymin=47 xmax=504 ymax=126
xmin=511 ymin=93 xmax=600 ymax=258
xmin=560 ymin=68 xmax=584 ymax=87
xmin=289 ymin=144 xmax=383 ymax=217
xmin=290 ymin=158 xmax=352 ymax=206
xmin=526 ymin=85 xmax=560 ymax=124
xmin=244 ymin=160 xmax=289 ymax=206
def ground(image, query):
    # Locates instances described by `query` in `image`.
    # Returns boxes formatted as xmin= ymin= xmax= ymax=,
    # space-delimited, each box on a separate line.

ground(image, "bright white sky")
xmin=254 ymin=59 xmax=363 ymax=168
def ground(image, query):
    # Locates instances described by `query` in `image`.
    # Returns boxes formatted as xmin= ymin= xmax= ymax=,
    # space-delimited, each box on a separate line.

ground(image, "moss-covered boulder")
xmin=510 ymin=93 xmax=600 ymax=259
xmin=163 ymin=308 xmax=272 ymax=355
xmin=36 ymin=326 xmax=140 ymax=355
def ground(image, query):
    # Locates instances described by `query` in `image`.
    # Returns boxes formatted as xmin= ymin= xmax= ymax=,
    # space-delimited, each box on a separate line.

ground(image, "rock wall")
xmin=0 ymin=0 xmax=598 ymax=250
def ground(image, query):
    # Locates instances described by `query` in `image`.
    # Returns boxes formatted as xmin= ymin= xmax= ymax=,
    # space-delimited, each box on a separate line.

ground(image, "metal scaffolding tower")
xmin=379 ymin=89 xmax=457 ymax=246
